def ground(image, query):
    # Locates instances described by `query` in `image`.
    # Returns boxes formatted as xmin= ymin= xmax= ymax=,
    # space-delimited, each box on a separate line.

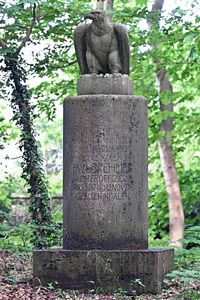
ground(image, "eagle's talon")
xmin=90 ymin=73 xmax=98 ymax=78
xmin=82 ymin=74 xmax=91 ymax=78
xmin=112 ymin=73 xmax=122 ymax=78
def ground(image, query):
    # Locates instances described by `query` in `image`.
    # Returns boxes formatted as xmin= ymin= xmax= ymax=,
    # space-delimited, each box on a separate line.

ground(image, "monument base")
xmin=33 ymin=248 xmax=174 ymax=295
xmin=77 ymin=75 xmax=133 ymax=95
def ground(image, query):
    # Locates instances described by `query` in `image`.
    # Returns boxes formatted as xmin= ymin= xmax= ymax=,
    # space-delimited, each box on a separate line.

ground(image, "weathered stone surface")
xmin=77 ymin=76 xmax=133 ymax=95
xmin=63 ymin=95 xmax=148 ymax=250
xmin=33 ymin=248 xmax=174 ymax=295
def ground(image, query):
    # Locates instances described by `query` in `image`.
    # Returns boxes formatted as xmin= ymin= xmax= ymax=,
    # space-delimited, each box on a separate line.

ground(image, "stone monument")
xmin=33 ymin=11 xmax=174 ymax=295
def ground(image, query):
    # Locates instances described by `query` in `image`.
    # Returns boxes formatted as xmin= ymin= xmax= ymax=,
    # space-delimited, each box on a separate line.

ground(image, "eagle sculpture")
xmin=74 ymin=11 xmax=130 ymax=76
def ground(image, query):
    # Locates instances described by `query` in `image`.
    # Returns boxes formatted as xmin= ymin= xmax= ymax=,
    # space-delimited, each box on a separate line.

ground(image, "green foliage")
xmin=167 ymin=268 xmax=200 ymax=283
xmin=0 ymin=105 xmax=19 ymax=150
xmin=178 ymin=290 xmax=200 ymax=300
xmin=164 ymin=226 xmax=200 ymax=290
xmin=175 ymin=226 xmax=200 ymax=268
xmin=0 ymin=202 xmax=62 ymax=252
xmin=0 ymin=116 xmax=11 ymax=150
xmin=2 ymin=53 xmax=53 ymax=249
xmin=114 ymin=288 xmax=129 ymax=299
xmin=184 ymin=226 xmax=200 ymax=247
xmin=0 ymin=175 xmax=18 ymax=223
xmin=0 ymin=223 xmax=33 ymax=251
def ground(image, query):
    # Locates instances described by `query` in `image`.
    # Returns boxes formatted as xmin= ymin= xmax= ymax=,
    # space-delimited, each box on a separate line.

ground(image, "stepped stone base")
xmin=33 ymin=248 xmax=174 ymax=295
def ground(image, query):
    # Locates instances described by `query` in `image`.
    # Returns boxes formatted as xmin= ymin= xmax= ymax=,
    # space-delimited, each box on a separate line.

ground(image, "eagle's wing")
xmin=74 ymin=24 xmax=90 ymax=74
xmin=114 ymin=24 xmax=130 ymax=75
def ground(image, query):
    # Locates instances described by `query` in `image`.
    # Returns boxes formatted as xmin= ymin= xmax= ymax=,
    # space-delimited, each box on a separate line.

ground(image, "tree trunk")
xmin=159 ymin=137 xmax=184 ymax=247
xmin=104 ymin=0 xmax=114 ymax=11
xmin=150 ymin=0 xmax=184 ymax=247
xmin=104 ymin=0 xmax=114 ymax=20
xmin=94 ymin=1 xmax=104 ymax=9
xmin=94 ymin=0 xmax=114 ymax=20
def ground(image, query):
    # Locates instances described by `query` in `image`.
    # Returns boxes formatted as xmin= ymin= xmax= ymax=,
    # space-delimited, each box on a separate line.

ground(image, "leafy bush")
xmin=0 ymin=202 xmax=63 ymax=252
xmin=0 ymin=223 xmax=33 ymax=252
xmin=166 ymin=226 xmax=200 ymax=285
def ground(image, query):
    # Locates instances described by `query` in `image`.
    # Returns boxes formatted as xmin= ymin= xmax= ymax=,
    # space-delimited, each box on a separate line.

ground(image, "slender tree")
xmin=94 ymin=0 xmax=104 ymax=9
xmin=148 ymin=0 xmax=184 ymax=247
xmin=93 ymin=0 xmax=114 ymax=20
xmin=94 ymin=0 xmax=114 ymax=12
xmin=104 ymin=0 xmax=114 ymax=10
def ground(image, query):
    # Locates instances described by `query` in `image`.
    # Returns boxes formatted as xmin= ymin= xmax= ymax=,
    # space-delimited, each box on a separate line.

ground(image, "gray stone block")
xmin=77 ymin=76 xmax=133 ymax=95
xmin=33 ymin=248 xmax=174 ymax=295
xmin=63 ymin=95 xmax=148 ymax=250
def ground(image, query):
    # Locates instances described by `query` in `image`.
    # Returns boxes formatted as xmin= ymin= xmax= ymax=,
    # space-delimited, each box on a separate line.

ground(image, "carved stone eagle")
xmin=74 ymin=11 xmax=130 ymax=75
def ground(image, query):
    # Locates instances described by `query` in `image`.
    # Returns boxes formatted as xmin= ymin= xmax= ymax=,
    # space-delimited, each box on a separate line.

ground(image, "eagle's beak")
xmin=84 ymin=13 xmax=95 ymax=20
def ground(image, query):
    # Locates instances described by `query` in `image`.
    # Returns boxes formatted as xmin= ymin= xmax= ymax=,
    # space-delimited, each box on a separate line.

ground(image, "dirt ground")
xmin=0 ymin=251 xmax=199 ymax=300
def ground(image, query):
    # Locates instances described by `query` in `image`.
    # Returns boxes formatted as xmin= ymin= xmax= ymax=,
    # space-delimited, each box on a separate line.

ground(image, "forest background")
xmin=0 ymin=0 xmax=199 ymax=298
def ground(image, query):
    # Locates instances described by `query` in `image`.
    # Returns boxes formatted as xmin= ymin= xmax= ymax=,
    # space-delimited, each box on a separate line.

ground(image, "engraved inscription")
xmin=71 ymin=162 xmax=132 ymax=201
xmin=68 ymin=121 xmax=134 ymax=201
xmin=73 ymin=162 xmax=132 ymax=174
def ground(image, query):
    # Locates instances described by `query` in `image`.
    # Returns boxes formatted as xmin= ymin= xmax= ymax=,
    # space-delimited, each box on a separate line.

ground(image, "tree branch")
xmin=0 ymin=24 xmax=27 ymax=30
xmin=46 ymin=60 xmax=77 ymax=69
xmin=15 ymin=3 xmax=36 ymax=55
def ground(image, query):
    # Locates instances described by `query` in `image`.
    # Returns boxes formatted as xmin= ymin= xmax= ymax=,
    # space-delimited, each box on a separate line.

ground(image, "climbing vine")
xmin=0 ymin=4 xmax=53 ymax=249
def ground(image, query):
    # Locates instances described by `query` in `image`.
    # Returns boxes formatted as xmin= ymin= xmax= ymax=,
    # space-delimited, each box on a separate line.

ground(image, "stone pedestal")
xmin=63 ymin=95 xmax=148 ymax=250
xmin=77 ymin=76 xmax=133 ymax=95
xmin=33 ymin=77 xmax=174 ymax=295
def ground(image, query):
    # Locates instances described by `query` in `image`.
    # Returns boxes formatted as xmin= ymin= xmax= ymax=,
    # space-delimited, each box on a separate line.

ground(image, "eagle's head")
xmin=84 ymin=11 xmax=106 ymax=22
